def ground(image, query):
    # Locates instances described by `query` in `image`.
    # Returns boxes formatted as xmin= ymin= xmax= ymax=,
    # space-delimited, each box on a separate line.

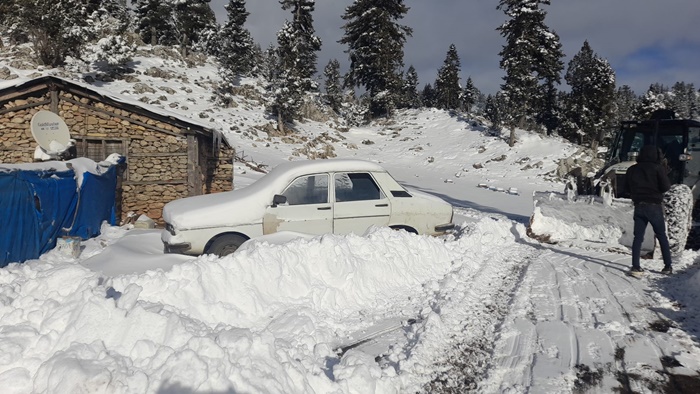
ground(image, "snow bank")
xmin=0 ymin=219 xmax=523 ymax=393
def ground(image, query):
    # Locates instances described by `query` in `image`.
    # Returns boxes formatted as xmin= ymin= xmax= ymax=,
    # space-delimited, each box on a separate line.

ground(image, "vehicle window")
xmin=282 ymin=174 xmax=329 ymax=205
xmin=334 ymin=172 xmax=383 ymax=202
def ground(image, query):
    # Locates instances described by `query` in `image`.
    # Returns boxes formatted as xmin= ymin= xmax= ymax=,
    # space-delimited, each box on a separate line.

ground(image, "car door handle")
xmin=375 ymin=204 xmax=388 ymax=207
xmin=317 ymin=207 xmax=331 ymax=210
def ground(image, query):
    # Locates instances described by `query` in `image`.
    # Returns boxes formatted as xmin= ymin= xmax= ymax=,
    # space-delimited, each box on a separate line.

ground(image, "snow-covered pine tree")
xmin=217 ymin=0 xmax=254 ymax=77
xmin=271 ymin=23 xmax=302 ymax=133
xmin=614 ymin=85 xmax=638 ymax=124
xmin=401 ymin=65 xmax=422 ymax=109
xmin=485 ymin=93 xmax=506 ymax=132
xmin=473 ymin=91 xmax=488 ymax=116
xmin=435 ymin=44 xmax=462 ymax=111
xmin=261 ymin=43 xmax=280 ymax=83
xmin=86 ymin=0 xmax=135 ymax=70
xmin=172 ymin=0 xmax=217 ymax=55
xmin=533 ymin=27 xmax=564 ymax=135
xmin=340 ymin=0 xmax=412 ymax=119
xmin=564 ymin=40 xmax=616 ymax=148
xmin=497 ymin=0 xmax=544 ymax=138
xmin=635 ymin=84 xmax=667 ymax=119
xmin=279 ymin=0 xmax=322 ymax=92
xmin=248 ymin=44 xmax=265 ymax=77
xmin=7 ymin=0 xmax=95 ymax=66
xmin=669 ymin=82 xmax=697 ymax=119
xmin=461 ymin=77 xmax=479 ymax=115
xmin=270 ymin=0 xmax=322 ymax=132
xmin=421 ymin=83 xmax=436 ymax=108
xmin=323 ymin=58 xmax=343 ymax=113
xmin=685 ymin=83 xmax=699 ymax=119
xmin=86 ymin=0 xmax=129 ymax=37
xmin=135 ymin=0 xmax=177 ymax=45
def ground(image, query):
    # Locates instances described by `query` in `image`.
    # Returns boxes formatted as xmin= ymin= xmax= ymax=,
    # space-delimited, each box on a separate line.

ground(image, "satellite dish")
xmin=30 ymin=110 xmax=71 ymax=152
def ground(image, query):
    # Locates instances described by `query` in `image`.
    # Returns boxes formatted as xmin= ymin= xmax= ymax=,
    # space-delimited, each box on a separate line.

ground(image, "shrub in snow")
xmin=663 ymin=184 xmax=693 ymax=256
xmin=95 ymin=36 xmax=136 ymax=68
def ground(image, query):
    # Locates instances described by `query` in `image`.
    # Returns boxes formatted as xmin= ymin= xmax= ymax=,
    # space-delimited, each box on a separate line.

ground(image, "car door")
xmin=333 ymin=172 xmax=391 ymax=234
xmin=263 ymin=173 xmax=333 ymax=235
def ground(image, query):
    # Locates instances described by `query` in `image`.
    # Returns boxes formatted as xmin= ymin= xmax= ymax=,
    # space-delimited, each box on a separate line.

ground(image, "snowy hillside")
xmin=2 ymin=47 xmax=700 ymax=393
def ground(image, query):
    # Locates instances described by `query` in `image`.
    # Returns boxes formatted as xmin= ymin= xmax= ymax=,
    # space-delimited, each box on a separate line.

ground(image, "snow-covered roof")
xmin=0 ymin=75 xmax=220 ymax=138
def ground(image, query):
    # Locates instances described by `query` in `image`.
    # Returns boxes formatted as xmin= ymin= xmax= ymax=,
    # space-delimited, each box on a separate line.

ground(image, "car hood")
xmin=163 ymin=181 xmax=277 ymax=230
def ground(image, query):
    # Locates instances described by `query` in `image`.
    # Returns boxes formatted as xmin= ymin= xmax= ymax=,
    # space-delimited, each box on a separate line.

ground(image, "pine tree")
xmin=497 ymin=0 xmax=541 ymax=132
xmin=8 ymin=0 xmax=95 ymax=66
xmin=421 ymin=83 xmax=436 ymax=108
xmin=271 ymin=22 xmax=302 ymax=133
xmin=461 ymin=77 xmax=479 ymax=115
xmin=323 ymin=59 xmax=343 ymax=113
xmin=614 ymin=85 xmax=638 ymax=123
xmin=635 ymin=85 xmax=667 ymax=119
xmin=271 ymin=0 xmax=321 ymax=132
xmin=533 ymin=29 xmax=564 ymax=135
xmin=485 ymin=93 xmax=506 ymax=132
xmin=86 ymin=0 xmax=130 ymax=37
xmin=340 ymin=0 xmax=412 ymax=118
xmin=261 ymin=43 xmax=280 ymax=83
xmin=435 ymin=44 xmax=462 ymax=111
xmin=172 ymin=0 xmax=217 ymax=55
xmin=564 ymin=40 xmax=616 ymax=148
xmin=217 ymin=0 xmax=254 ymax=77
xmin=279 ymin=0 xmax=322 ymax=92
xmin=248 ymin=44 xmax=265 ymax=77
xmin=472 ymin=92 xmax=488 ymax=116
xmin=497 ymin=0 xmax=562 ymax=143
xmin=669 ymin=82 xmax=696 ymax=119
xmin=401 ymin=65 xmax=422 ymax=109
xmin=135 ymin=0 xmax=176 ymax=45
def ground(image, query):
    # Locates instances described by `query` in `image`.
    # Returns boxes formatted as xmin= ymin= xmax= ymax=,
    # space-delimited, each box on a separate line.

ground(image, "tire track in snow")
xmin=402 ymin=223 xmax=539 ymax=393
xmin=479 ymin=244 xmax=681 ymax=393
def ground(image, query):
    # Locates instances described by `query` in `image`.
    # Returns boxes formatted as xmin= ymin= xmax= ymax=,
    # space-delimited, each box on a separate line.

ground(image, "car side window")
xmin=334 ymin=172 xmax=383 ymax=202
xmin=282 ymin=174 xmax=329 ymax=205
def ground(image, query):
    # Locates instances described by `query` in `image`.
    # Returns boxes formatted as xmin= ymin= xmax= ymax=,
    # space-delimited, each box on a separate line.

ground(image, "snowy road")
xmin=480 ymin=244 xmax=700 ymax=393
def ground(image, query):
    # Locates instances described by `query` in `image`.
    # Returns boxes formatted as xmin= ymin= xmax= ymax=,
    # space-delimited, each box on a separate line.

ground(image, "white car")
xmin=162 ymin=159 xmax=455 ymax=256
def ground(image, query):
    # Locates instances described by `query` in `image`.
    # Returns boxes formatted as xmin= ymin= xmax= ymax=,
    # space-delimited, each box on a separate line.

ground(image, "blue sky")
xmin=210 ymin=0 xmax=700 ymax=96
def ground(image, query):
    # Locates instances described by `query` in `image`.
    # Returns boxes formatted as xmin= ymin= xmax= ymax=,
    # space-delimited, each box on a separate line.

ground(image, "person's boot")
xmin=661 ymin=266 xmax=673 ymax=274
xmin=629 ymin=267 xmax=645 ymax=277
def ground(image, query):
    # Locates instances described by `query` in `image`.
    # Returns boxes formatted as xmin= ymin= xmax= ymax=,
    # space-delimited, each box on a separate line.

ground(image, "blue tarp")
xmin=0 ymin=163 xmax=119 ymax=267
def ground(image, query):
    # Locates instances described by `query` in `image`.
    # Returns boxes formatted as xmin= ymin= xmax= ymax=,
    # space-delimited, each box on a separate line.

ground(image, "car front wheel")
xmin=207 ymin=234 xmax=248 ymax=257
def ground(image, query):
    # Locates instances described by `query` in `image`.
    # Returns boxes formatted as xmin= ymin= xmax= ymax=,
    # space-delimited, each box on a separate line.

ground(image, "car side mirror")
xmin=272 ymin=194 xmax=287 ymax=207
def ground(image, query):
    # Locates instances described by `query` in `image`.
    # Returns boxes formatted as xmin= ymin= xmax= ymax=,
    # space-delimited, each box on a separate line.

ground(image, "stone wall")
xmin=0 ymin=95 xmax=50 ymax=163
xmin=0 ymin=87 xmax=233 ymax=224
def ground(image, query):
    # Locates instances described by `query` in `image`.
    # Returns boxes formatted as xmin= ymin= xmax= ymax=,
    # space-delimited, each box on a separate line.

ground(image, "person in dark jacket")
xmin=626 ymin=145 xmax=673 ymax=276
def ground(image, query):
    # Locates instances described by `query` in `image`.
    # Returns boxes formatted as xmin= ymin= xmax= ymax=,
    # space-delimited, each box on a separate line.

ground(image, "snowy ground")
xmin=1 ymin=48 xmax=700 ymax=393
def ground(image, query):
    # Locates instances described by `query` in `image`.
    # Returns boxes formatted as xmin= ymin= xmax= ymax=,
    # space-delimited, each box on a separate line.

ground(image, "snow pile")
xmin=0 ymin=218 xmax=527 ymax=393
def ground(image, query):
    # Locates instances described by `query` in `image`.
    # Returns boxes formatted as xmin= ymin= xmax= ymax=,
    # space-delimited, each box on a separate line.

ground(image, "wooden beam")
xmin=0 ymin=84 xmax=48 ymax=102
xmin=50 ymin=89 xmax=58 ymax=113
xmin=0 ymin=99 xmax=51 ymax=116
xmin=186 ymin=134 xmax=201 ymax=196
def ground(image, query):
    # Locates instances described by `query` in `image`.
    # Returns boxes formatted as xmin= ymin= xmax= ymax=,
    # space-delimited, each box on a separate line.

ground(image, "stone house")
xmin=0 ymin=76 xmax=234 ymax=223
